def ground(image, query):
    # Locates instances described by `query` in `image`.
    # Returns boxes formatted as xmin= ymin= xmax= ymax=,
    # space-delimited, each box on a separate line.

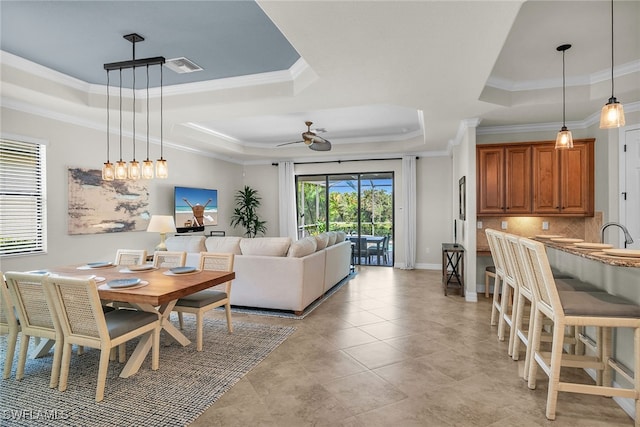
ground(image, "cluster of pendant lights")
xmin=102 ymin=33 xmax=167 ymax=181
xmin=555 ymin=0 xmax=625 ymax=150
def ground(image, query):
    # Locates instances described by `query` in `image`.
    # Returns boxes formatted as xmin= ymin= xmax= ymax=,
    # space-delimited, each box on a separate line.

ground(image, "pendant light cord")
xmin=609 ymin=0 xmax=615 ymax=99
xmin=132 ymin=40 xmax=136 ymax=162
xmin=146 ymin=65 xmax=150 ymax=161
xmin=562 ymin=49 xmax=566 ymax=127
xmin=106 ymin=71 xmax=110 ymax=161
xmin=160 ymin=65 xmax=164 ymax=160
xmin=119 ymin=68 xmax=123 ymax=162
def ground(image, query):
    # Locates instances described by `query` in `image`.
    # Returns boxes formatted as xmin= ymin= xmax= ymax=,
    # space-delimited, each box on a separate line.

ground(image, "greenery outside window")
xmin=0 ymin=138 xmax=47 ymax=256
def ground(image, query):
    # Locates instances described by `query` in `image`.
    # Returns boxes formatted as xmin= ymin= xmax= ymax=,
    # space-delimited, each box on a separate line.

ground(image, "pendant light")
xmin=103 ymin=33 xmax=166 ymax=181
xmin=102 ymin=70 xmax=115 ymax=181
xmin=555 ymin=44 xmax=573 ymax=150
xmin=599 ymin=0 xmax=625 ymax=129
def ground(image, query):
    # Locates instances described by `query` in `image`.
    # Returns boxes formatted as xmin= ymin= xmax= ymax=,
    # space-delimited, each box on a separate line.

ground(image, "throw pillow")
xmin=335 ymin=231 xmax=346 ymax=243
xmin=314 ymin=233 xmax=329 ymax=250
xmin=326 ymin=231 xmax=337 ymax=246
xmin=287 ymin=237 xmax=317 ymax=257
xmin=165 ymin=236 xmax=206 ymax=253
xmin=205 ymin=236 xmax=242 ymax=254
xmin=240 ymin=237 xmax=291 ymax=257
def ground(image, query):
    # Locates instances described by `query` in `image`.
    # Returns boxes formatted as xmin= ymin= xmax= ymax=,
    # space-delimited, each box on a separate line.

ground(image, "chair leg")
xmin=225 ymin=303 xmax=233 ymax=333
xmin=16 ymin=334 xmax=30 ymax=380
xmin=528 ymin=310 xmax=544 ymax=390
xmin=118 ymin=343 xmax=126 ymax=363
xmin=498 ymin=283 xmax=512 ymax=341
xmin=522 ymin=301 xmax=536 ymax=381
xmin=58 ymin=343 xmax=73 ymax=392
xmin=95 ymin=349 xmax=111 ymax=402
xmin=601 ymin=327 xmax=612 ymax=388
xmin=507 ymin=286 xmax=519 ymax=356
xmin=178 ymin=312 xmax=184 ymax=330
xmin=545 ymin=320 xmax=566 ymax=421
xmin=634 ymin=327 xmax=640 ymax=425
xmin=512 ymin=293 xmax=526 ymax=361
xmin=49 ymin=336 xmax=63 ymax=388
xmin=3 ymin=331 xmax=18 ymax=379
xmin=196 ymin=313 xmax=204 ymax=352
xmin=485 ymin=272 xmax=490 ymax=298
xmin=490 ymin=276 xmax=502 ymax=326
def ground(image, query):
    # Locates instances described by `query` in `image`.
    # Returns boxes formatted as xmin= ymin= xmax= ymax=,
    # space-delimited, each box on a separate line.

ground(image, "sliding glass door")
xmin=296 ymin=172 xmax=394 ymax=267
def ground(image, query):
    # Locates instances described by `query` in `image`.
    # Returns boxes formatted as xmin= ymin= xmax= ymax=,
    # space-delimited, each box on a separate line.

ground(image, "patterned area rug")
xmin=227 ymin=271 xmax=356 ymax=319
xmin=0 ymin=320 xmax=295 ymax=426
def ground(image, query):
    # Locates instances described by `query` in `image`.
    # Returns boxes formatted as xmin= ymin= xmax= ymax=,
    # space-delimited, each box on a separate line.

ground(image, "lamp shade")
xmin=147 ymin=215 xmax=177 ymax=233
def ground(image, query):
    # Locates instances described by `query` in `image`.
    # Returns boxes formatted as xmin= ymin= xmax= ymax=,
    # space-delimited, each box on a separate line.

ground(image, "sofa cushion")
xmin=165 ymin=236 xmax=206 ymax=253
xmin=240 ymin=237 xmax=291 ymax=257
xmin=205 ymin=236 xmax=242 ymax=254
xmin=288 ymin=236 xmax=317 ymax=258
xmin=335 ymin=231 xmax=346 ymax=243
xmin=326 ymin=231 xmax=337 ymax=247
xmin=314 ymin=233 xmax=329 ymax=250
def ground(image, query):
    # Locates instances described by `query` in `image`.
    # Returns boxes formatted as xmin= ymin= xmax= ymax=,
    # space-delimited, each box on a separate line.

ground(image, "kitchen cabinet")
xmin=477 ymin=139 xmax=594 ymax=217
xmin=477 ymin=145 xmax=531 ymax=215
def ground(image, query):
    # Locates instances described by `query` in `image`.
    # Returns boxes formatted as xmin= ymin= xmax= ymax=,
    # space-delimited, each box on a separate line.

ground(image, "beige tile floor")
xmin=191 ymin=267 xmax=634 ymax=426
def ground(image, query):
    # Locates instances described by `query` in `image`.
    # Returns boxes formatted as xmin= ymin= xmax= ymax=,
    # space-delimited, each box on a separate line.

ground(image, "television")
xmin=174 ymin=186 xmax=218 ymax=233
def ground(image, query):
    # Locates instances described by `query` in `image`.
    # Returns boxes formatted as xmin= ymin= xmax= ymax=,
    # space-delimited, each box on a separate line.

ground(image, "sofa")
xmin=164 ymin=231 xmax=351 ymax=314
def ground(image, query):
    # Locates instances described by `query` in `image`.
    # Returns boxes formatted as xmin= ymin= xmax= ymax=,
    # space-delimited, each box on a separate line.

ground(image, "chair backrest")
xmin=199 ymin=252 xmax=234 ymax=294
xmin=153 ymin=251 xmax=187 ymax=268
xmin=495 ymin=231 xmax=517 ymax=288
xmin=485 ymin=229 xmax=506 ymax=277
xmin=504 ymin=233 xmax=532 ymax=296
xmin=43 ymin=275 xmax=106 ymax=346
xmin=1 ymin=273 xmax=19 ymax=333
xmin=4 ymin=272 xmax=58 ymax=337
xmin=517 ymin=237 xmax=560 ymax=320
xmin=383 ymin=235 xmax=390 ymax=250
xmin=114 ymin=249 xmax=147 ymax=266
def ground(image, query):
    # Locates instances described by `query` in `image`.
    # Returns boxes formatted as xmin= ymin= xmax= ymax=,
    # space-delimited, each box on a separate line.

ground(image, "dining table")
xmin=45 ymin=263 xmax=235 ymax=378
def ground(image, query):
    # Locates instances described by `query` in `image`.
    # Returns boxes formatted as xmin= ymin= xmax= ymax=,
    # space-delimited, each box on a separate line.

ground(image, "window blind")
xmin=0 ymin=138 xmax=47 ymax=256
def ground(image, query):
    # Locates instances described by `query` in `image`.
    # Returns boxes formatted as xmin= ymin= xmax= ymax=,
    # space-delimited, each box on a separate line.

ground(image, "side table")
xmin=442 ymin=243 xmax=465 ymax=297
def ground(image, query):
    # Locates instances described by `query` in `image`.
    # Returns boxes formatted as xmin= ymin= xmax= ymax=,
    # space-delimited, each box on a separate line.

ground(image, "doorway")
xmin=296 ymin=172 xmax=394 ymax=266
xmin=621 ymin=126 xmax=640 ymax=250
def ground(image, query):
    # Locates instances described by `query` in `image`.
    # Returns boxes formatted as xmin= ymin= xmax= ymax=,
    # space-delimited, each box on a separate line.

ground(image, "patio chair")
xmin=1 ymin=272 xmax=20 ymax=379
xmin=518 ymin=237 xmax=640 ymax=422
xmin=4 ymin=271 xmax=63 ymax=388
xmin=367 ymin=235 xmax=390 ymax=265
xmin=43 ymin=275 xmax=160 ymax=402
xmin=173 ymin=252 xmax=234 ymax=351
xmin=114 ymin=249 xmax=147 ymax=266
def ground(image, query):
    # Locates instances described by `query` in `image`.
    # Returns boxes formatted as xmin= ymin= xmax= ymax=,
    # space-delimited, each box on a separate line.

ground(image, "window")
xmin=0 ymin=138 xmax=47 ymax=256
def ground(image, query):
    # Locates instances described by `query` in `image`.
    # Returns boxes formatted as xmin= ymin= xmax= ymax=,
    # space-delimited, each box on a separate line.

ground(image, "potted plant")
xmin=230 ymin=185 xmax=267 ymax=238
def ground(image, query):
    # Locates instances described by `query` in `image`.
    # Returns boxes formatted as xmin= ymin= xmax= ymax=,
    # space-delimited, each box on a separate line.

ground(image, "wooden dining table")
xmin=46 ymin=263 xmax=235 ymax=378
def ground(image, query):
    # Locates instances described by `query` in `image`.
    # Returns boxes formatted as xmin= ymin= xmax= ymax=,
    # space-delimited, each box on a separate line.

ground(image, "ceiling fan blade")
xmin=276 ymin=140 xmax=304 ymax=147
xmin=309 ymin=140 xmax=332 ymax=151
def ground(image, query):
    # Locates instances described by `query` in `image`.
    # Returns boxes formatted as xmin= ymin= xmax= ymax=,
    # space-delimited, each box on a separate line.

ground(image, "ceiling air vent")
xmin=165 ymin=57 xmax=203 ymax=74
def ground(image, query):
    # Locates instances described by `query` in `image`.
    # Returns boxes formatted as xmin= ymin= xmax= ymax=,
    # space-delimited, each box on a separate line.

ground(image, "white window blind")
xmin=0 ymin=138 xmax=47 ymax=256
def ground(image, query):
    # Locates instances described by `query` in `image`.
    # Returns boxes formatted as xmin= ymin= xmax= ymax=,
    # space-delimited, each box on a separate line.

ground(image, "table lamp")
xmin=147 ymin=215 xmax=176 ymax=251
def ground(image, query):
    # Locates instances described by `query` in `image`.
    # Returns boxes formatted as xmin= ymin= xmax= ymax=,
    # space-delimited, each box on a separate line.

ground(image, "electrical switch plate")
xmin=542 ymin=221 xmax=549 ymax=230
xmin=501 ymin=221 xmax=508 ymax=230
xmin=477 ymin=221 xmax=483 ymax=229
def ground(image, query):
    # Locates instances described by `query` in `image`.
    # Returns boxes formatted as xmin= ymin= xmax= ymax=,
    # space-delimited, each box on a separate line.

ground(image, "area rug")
xmin=226 ymin=271 xmax=356 ymax=319
xmin=0 ymin=320 xmax=295 ymax=427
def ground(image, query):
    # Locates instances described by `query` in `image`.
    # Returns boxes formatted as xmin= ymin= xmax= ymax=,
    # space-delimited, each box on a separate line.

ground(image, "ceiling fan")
xmin=277 ymin=121 xmax=332 ymax=151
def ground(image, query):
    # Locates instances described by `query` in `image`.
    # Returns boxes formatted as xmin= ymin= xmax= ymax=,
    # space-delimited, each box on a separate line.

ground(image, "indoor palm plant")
xmin=230 ymin=185 xmax=267 ymax=238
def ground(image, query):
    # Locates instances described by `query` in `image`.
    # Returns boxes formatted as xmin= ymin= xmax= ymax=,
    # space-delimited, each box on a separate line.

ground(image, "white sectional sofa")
xmin=165 ymin=232 xmax=351 ymax=314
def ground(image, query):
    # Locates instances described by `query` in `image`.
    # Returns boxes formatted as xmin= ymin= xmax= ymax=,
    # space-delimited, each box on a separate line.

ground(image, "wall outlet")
xmin=477 ymin=221 xmax=483 ymax=229
xmin=501 ymin=221 xmax=508 ymax=230
xmin=542 ymin=221 xmax=549 ymax=230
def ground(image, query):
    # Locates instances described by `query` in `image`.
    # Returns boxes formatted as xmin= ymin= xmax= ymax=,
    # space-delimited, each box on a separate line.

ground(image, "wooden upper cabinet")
xmin=478 ymin=139 xmax=594 ymax=217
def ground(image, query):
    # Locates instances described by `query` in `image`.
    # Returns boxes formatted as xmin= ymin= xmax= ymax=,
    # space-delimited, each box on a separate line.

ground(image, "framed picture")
xmin=459 ymin=176 xmax=466 ymax=220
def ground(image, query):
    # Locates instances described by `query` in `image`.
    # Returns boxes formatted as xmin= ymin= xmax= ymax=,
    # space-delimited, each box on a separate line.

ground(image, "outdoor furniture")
xmin=173 ymin=252 xmax=235 ymax=351
xmin=367 ymin=235 xmax=389 ymax=265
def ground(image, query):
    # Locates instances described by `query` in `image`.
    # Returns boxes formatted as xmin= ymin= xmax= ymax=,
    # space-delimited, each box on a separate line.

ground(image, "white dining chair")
xmin=1 ymin=272 xmax=21 ymax=379
xmin=173 ymin=252 xmax=234 ymax=351
xmin=4 ymin=271 xmax=63 ymax=388
xmin=43 ymin=275 xmax=160 ymax=402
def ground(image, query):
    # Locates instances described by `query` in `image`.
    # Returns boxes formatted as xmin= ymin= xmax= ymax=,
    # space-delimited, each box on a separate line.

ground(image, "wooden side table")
xmin=442 ymin=243 xmax=465 ymax=297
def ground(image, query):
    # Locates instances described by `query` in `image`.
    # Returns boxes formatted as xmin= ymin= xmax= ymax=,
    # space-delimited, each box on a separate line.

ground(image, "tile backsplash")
xmin=477 ymin=212 xmax=603 ymax=249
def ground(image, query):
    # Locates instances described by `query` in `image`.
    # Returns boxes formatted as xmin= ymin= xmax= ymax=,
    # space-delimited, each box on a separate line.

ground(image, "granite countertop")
xmin=536 ymin=238 xmax=640 ymax=268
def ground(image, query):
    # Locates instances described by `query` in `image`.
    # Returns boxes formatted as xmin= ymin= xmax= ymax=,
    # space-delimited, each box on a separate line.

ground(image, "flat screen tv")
xmin=174 ymin=186 xmax=218 ymax=233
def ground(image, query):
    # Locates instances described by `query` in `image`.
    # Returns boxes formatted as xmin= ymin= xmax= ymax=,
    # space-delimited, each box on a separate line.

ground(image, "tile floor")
xmin=191 ymin=267 xmax=634 ymax=426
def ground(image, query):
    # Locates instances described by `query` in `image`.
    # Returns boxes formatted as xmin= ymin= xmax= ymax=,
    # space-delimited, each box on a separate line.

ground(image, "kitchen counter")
xmin=536 ymin=238 xmax=640 ymax=268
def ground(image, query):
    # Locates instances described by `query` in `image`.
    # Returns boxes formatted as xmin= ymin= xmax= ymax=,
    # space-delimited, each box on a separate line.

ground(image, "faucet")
xmin=600 ymin=222 xmax=634 ymax=248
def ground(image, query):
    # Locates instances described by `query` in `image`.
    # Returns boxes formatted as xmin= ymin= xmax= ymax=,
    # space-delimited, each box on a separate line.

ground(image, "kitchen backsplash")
xmin=476 ymin=212 xmax=603 ymax=249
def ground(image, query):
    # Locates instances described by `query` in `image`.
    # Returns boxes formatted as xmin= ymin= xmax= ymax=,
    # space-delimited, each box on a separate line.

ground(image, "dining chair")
xmin=367 ymin=235 xmax=390 ymax=265
xmin=43 ymin=275 xmax=160 ymax=402
xmin=518 ymin=237 xmax=640 ymax=422
xmin=114 ymin=249 xmax=147 ymax=266
xmin=4 ymin=271 xmax=63 ymax=388
xmin=172 ymin=252 xmax=234 ymax=351
xmin=152 ymin=251 xmax=187 ymax=268
xmin=1 ymin=272 xmax=21 ymax=379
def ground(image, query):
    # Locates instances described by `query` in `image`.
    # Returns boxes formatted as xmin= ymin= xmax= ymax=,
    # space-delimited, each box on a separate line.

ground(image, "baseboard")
xmin=414 ymin=263 xmax=440 ymax=270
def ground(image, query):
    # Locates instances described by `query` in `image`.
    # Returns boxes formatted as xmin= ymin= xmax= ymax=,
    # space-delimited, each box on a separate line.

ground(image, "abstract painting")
xmin=68 ymin=168 xmax=150 ymax=235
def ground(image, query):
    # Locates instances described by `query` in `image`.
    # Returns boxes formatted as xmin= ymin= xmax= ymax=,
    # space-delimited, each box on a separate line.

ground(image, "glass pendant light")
xmin=599 ymin=0 xmax=625 ymax=129
xmin=102 ymin=70 xmax=115 ymax=181
xmin=555 ymin=44 xmax=573 ymax=150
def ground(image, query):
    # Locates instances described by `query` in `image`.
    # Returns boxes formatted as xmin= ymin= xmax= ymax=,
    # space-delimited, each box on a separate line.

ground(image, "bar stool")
xmin=519 ymin=237 xmax=640 ymax=424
